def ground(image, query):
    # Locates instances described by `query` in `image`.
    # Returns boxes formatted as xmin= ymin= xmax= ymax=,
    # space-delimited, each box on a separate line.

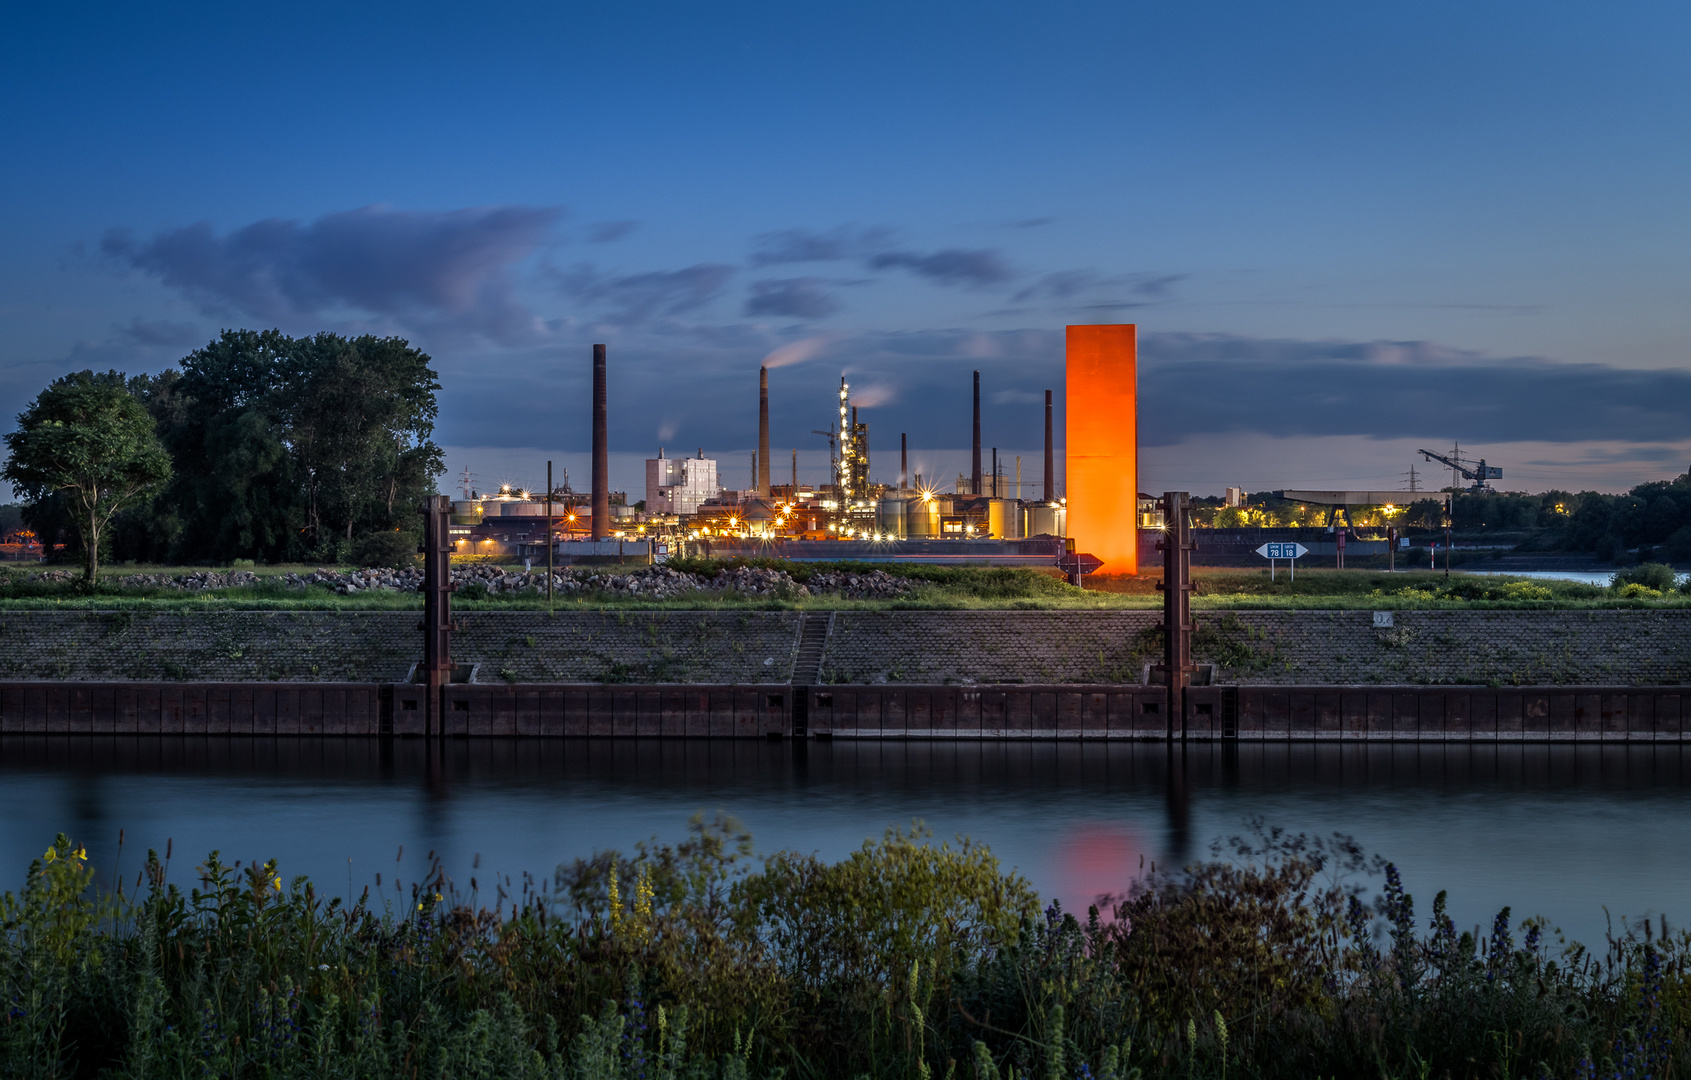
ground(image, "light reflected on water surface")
xmin=1 ymin=736 xmax=1687 ymax=948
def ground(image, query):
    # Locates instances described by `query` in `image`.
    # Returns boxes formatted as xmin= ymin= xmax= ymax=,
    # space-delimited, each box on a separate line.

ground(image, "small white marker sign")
xmin=1256 ymin=541 xmax=1308 ymax=581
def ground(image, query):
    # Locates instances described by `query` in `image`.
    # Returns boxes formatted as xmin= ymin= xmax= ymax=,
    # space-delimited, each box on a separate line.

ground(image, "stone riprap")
xmin=0 ymin=609 xmax=1684 ymax=686
xmin=821 ymin=609 xmax=1691 ymax=687
xmin=0 ymin=611 xmax=801 ymax=684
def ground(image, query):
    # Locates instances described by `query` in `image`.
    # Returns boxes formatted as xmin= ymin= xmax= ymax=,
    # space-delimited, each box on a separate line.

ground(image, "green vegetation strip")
xmin=1 ymin=560 xmax=1687 ymax=611
xmin=4 ymin=820 xmax=1682 ymax=1078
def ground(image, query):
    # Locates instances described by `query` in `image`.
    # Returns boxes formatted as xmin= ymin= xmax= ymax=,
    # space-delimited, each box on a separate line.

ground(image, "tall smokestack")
xmin=1044 ymin=389 xmax=1055 ymax=502
xmin=900 ymin=433 xmax=908 ymax=490
xmin=757 ymin=366 xmax=770 ymax=496
xmin=591 ymin=343 xmax=608 ymax=539
xmin=971 ymin=370 xmax=982 ymax=495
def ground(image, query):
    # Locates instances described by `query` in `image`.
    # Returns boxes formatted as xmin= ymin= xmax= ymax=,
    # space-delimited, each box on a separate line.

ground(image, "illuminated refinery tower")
xmin=837 ymin=378 xmax=870 ymax=502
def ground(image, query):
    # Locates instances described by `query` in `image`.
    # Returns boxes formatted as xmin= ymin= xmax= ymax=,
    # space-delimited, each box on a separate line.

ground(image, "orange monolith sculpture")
xmin=1065 ymin=324 xmax=1138 ymax=575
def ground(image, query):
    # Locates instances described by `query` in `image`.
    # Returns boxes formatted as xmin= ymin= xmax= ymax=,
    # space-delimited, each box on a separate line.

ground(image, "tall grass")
xmin=1 ymin=818 xmax=1685 ymax=1078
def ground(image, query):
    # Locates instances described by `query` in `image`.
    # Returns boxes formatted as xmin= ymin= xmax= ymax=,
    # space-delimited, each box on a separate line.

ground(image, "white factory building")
xmin=645 ymin=448 xmax=719 ymax=516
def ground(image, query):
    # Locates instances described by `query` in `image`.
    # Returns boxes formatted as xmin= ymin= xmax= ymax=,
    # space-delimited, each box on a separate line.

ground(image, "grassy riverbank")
xmin=3 ymin=820 xmax=1685 ymax=1079
xmin=1 ymin=560 xmax=1687 ymax=612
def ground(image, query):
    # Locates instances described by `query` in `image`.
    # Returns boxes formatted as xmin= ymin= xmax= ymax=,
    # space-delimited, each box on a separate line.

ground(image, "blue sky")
xmin=3 ymin=0 xmax=1688 ymax=497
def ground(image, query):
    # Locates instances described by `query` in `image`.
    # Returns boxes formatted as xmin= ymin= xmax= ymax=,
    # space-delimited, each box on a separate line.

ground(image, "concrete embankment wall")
xmin=0 ymin=609 xmax=1686 ymax=687
xmin=1 ymin=682 xmax=1688 ymax=741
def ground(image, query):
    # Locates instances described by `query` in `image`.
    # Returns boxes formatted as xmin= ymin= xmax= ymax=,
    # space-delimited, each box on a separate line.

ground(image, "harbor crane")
xmin=1417 ymin=445 xmax=1502 ymax=493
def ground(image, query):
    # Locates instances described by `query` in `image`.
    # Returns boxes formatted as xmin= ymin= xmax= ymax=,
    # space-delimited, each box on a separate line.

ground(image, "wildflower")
xmin=42 ymin=848 xmax=55 ymax=863
xmin=1485 ymin=906 xmax=1513 ymax=980
xmin=273 ymin=876 xmax=282 ymax=892
xmin=608 ymin=863 xmax=622 ymax=931
xmin=634 ymin=863 xmax=654 ymax=920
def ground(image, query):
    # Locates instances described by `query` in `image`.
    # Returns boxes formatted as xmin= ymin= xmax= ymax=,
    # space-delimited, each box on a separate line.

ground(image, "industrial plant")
xmin=444 ymin=325 xmax=1479 ymax=573
xmin=445 ymin=328 xmax=1141 ymax=566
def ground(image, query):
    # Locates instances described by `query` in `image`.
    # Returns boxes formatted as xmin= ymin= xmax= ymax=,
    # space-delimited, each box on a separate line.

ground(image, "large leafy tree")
xmin=160 ymin=329 xmax=302 ymax=562
xmin=3 ymin=371 xmax=172 ymax=582
xmin=288 ymin=332 xmax=443 ymax=553
xmin=151 ymin=329 xmax=443 ymax=562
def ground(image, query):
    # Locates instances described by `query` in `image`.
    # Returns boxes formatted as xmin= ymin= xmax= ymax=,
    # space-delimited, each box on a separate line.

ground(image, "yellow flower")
xmin=73 ymin=847 xmax=86 ymax=861
xmin=607 ymin=864 xmax=622 ymax=931
xmin=433 ymin=892 xmax=442 ymax=902
xmin=42 ymin=848 xmax=56 ymax=863
xmin=273 ymin=876 xmax=282 ymax=892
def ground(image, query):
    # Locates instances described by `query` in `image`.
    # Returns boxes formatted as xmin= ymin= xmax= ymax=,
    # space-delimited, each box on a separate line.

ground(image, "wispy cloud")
xmin=1135 ymin=332 xmax=1691 ymax=446
xmin=867 ymin=248 xmax=1011 ymax=288
xmin=1011 ymin=270 xmax=1184 ymax=305
xmin=750 ymin=225 xmax=893 ymax=266
xmin=556 ymin=263 xmax=734 ymax=326
xmin=752 ymin=225 xmax=1010 ymax=290
xmin=102 ymin=205 xmax=563 ymax=344
xmin=116 ymin=317 xmax=202 ymax=348
xmin=586 ymin=220 xmax=638 ymax=243
xmin=745 ymin=277 xmax=838 ymax=319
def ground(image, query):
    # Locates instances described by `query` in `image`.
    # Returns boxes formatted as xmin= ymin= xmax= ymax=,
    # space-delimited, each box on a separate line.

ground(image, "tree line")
xmin=4 ymin=329 xmax=443 ymax=578
xmin=1397 ymin=479 xmax=1691 ymax=560
xmin=1189 ymin=472 xmax=1691 ymax=563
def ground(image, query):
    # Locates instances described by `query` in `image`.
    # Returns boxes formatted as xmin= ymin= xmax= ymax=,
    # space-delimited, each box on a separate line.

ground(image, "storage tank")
xmin=906 ymin=496 xmax=940 ymax=538
xmin=987 ymin=499 xmax=1021 ymax=539
xmin=501 ymin=501 xmax=546 ymax=517
xmin=876 ymin=497 xmax=908 ymax=539
xmin=1026 ymin=504 xmax=1066 ymax=537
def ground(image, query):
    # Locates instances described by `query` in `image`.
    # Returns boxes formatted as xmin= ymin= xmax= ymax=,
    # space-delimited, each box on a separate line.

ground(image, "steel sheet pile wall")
xmin=0 ymin=683 xmax=384 ymax=735
xmin=1 ymin=681 xmax=1687 ymax=741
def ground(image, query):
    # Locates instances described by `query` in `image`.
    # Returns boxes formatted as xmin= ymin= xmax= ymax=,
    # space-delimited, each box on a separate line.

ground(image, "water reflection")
xmin=1 ymin=736 xmax=1687 ymax=947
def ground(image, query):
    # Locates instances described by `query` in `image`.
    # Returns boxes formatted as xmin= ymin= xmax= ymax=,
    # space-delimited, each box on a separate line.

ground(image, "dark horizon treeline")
xmin=26 ymin=329 xmax=443 ymax=566
xmin=1233 ymin=474 xmax=1691 ymax=561
xmin=1432 ymin=480 xmax=1691 ymax=560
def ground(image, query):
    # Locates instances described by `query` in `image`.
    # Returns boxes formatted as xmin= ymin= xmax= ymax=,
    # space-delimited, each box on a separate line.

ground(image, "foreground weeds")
xmin=3 ymin=818 xmax=1689 ymax=1078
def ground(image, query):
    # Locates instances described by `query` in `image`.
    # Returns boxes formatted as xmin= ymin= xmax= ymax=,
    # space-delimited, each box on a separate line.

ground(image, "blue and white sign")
xmin=1255 ymin=542 xmax=1308 ymax=560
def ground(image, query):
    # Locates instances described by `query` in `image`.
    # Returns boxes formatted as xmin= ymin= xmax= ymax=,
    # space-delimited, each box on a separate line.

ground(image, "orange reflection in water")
xmin=1053 ymin=823 xmax=1144 ymax=919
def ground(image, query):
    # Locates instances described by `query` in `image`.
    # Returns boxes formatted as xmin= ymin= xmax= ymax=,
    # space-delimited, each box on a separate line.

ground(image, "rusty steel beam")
xmin=1157 ymin=491 xmax=1194 ymax=741
xmin=419 ymin=494 xmax=454 ymax=738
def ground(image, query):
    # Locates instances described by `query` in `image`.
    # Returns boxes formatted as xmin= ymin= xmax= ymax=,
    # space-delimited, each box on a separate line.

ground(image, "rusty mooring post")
xmin=420 ymin=494 xmax=454 ymax=738
xmin=1156 ymin=491 xmax=1193 ymax=741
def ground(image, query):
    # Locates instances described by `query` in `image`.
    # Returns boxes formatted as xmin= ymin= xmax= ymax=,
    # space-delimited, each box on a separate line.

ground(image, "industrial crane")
xmin=1417 ymin=446 xmax=1502 ymax=493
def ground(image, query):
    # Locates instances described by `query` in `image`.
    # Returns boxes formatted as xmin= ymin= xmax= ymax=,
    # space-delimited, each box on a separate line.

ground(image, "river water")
xmin=2 ymin=736 xmax=1686 ymax=949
